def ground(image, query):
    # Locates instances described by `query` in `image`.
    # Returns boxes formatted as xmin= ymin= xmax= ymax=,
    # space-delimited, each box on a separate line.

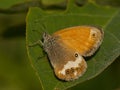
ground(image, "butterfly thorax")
xmin=42 ymin=32 xmax=58 ymax=53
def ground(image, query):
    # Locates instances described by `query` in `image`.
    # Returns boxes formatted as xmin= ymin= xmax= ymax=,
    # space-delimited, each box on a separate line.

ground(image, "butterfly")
xmin=30 ymin=25 xmax=104 ymax=81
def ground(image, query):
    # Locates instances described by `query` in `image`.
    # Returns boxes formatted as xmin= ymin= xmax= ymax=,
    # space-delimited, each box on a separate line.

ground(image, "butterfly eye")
xmin=42 ymin=32 xmax=51 ymax=41
xmin=75 ymin=53 xmax=78 ymax=57
xmin=43 ymin=32 xmax=47 ymax=37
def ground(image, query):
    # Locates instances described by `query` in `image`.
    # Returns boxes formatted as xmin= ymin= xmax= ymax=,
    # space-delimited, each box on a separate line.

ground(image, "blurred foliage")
xmin=0 ymin=38 xmax=41 ymax=90
xmin=94 ymin=0 xmax=120 ymax=7
xmin=0 ymin=0 xmax=120 ymax=90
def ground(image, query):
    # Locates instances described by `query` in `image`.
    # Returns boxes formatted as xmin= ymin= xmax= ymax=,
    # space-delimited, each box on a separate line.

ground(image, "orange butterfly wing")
xmin=53 ymin=26 xmax=104 ymax=56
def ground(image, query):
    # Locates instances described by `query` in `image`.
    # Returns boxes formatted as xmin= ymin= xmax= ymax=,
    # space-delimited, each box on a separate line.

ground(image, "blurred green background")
xmin=0 ymin=0 xmax=120 ymax=90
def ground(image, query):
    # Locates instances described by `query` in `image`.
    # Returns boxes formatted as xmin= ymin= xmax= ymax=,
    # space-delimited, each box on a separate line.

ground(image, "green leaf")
xmin=26 ymin=1 xmax=120 ymax=90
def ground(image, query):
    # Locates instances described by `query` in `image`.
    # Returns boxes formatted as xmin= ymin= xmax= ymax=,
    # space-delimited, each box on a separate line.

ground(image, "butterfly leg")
xmin=28 ymin=40 xmax=43 ymax=47
xmin=36 ymin=53 xmax=46 ymax=63
xmin=28 ymin=40 xmax=46 ymax=62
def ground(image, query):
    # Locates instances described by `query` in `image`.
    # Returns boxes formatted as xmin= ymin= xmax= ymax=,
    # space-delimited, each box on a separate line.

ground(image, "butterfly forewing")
xmin=53 ymin=26 xmax=104 ymax=56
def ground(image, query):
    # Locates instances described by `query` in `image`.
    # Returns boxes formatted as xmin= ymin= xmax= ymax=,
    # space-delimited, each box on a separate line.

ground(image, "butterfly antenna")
xmin=32 ymin=23 xmax=48 ymax=35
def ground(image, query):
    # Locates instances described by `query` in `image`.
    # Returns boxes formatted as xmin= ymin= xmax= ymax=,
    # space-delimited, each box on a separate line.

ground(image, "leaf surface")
xmin=26 ymin=2 xmax=120 ymax=90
